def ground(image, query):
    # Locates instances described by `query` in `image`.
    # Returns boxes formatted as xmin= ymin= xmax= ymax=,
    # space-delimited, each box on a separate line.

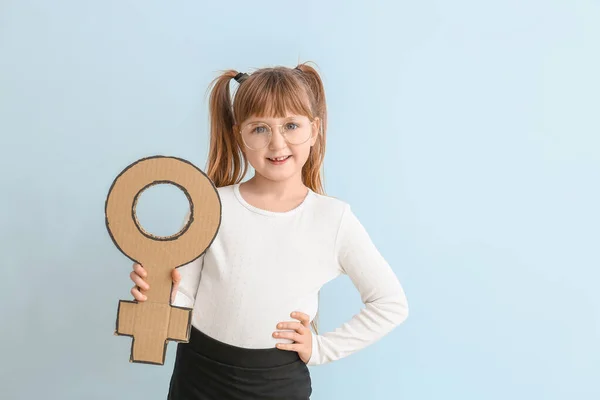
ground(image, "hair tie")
xmin=294 ymin=66 xmax=303 ymax=72
xmin=234 ymin=72 xmax=249 ymax=83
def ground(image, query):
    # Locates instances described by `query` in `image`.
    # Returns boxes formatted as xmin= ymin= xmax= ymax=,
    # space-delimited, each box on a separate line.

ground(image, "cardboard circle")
xmin=105 ymin=155 xmax=221 ymax=268
xmin=131 ymin=180 xmax=194 ymax=241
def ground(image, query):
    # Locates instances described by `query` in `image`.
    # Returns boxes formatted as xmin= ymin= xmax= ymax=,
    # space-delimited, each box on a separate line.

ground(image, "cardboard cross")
xmin=105 ymin=155 xmax=221 ymax=365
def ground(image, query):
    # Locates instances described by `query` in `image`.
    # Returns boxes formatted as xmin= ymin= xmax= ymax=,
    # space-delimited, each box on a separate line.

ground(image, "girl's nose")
xmin=268 ymin=127 xmax=287 ymax=150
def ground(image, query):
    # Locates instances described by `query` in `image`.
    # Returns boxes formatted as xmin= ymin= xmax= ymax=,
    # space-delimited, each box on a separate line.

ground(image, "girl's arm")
xmin=171 ymin=212 xmax=205 ymax=308
xmin=172 ymin=254 xmax=204 ymax=308
xmin=307 ymin=204 xmax=409 ymax=366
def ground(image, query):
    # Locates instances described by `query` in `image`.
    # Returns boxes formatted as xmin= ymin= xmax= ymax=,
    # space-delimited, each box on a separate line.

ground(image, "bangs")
xmin=233 ymin=69 xmax=314 ymax=123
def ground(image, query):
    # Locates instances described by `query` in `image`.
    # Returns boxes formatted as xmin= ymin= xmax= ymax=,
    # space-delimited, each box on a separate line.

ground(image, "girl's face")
xmin=237 ymin=113 xmax=319 ymax=184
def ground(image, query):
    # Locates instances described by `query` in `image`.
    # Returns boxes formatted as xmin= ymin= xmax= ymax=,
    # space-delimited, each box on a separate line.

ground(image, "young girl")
xmin=129 ymin=63 xmax=409 ymax=399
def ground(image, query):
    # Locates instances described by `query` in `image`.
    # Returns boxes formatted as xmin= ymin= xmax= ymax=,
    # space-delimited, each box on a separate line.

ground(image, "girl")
xmin=129 ymin=63 xmax=409 ymax=399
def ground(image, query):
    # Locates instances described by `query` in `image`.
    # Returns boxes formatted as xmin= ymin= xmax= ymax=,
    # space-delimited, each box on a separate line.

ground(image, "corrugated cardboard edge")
xmin=131 ymin=179 xmax=196 ymax=242
xmin=106 ymin=155 xmax=223 ymax=366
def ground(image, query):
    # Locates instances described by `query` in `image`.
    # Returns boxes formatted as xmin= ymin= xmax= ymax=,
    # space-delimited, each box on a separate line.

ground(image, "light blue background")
xmin=1 ymin=1 xmax=599 ymax=399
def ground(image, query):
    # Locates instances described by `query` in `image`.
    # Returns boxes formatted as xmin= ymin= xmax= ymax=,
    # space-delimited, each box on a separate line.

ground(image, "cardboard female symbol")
xmin=105 ymin=155 xmax=221 ymax=365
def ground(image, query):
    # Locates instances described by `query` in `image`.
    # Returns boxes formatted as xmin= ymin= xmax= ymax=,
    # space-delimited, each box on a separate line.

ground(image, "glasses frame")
xmin=238 ymin=118 xmax=319 ymax=151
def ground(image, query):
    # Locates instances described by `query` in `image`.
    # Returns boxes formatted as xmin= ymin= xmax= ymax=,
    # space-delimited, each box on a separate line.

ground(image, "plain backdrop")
xmin=1 ymin=1 xmax=599 ymax=399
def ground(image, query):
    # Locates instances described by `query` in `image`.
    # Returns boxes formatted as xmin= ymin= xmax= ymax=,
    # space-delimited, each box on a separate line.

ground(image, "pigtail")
xmin=293 ymin=63 xmax=329 ymax=335
xmin=206 ymin=70 xmax=249 ymax=187
xmin=295 ymin=63 xmax=327 ymax=196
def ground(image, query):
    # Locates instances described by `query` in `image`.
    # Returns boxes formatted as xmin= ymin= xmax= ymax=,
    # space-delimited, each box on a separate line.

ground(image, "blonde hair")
xmin=204 ymin=62 xmax=328 ymax=333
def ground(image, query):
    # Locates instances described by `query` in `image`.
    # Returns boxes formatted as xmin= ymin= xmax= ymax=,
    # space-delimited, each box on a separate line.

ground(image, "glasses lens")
xmin=282 ymin=121 xmax=312 ymax=145
xmin=241 ymin=122 xmax=271 ymax=149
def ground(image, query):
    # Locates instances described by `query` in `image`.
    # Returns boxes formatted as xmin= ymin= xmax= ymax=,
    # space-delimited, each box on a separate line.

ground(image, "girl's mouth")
xmin=267 ymin=155 xmax=292 ymax=165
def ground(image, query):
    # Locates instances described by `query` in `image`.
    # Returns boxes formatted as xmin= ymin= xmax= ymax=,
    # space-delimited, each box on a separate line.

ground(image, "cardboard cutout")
xmin=105 ymin=155 xmax=221 ymax=365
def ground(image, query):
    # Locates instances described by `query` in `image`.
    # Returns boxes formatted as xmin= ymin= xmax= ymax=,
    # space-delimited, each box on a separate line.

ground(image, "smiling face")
xmin=237 ymin=114 xmax=319 ymax=183
xmin=229 ymin=67 xmax=325 ymax=188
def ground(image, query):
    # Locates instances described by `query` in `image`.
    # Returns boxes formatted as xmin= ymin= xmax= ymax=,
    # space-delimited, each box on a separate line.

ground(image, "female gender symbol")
xmin=105 ymin=155 xmax=221 ymax=365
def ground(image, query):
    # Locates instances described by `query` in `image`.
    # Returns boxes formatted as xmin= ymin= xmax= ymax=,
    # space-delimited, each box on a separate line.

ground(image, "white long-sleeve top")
xmin=172 ymin=183 xmax=409 ymax=366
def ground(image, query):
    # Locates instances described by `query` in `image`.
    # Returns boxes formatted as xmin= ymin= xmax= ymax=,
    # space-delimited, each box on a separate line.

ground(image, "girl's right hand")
xmin=130 ymin=262 xmax=181 ymax=304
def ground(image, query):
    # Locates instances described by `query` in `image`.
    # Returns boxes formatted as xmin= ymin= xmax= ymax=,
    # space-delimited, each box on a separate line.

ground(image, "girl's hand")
xmin=273 ymin=311 xmax=313 ymax=364
xmin=129 ymin=262 xmax=181 ymax=304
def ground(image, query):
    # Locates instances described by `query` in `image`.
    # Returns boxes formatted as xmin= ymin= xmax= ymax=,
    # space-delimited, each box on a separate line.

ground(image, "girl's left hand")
xmin=273 ymin=311 xmax=312 ymax=364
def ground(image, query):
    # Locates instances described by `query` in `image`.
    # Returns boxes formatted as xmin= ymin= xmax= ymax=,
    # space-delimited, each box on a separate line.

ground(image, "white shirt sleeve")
xmin=172 ymin=254 xmax=204 ymax=308
xmin=171 ymin=212 xmax=205 ymax=308
xmin=307 ymin=204 xmax=409 ymax=366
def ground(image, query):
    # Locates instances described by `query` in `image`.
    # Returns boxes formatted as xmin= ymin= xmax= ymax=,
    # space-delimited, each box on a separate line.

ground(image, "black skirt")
xmin=167 ymin=326 xmax=312 ymax=400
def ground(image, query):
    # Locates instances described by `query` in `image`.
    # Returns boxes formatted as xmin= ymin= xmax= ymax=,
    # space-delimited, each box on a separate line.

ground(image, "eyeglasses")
xmin=239 ymin=118 xmax=316 ymax=150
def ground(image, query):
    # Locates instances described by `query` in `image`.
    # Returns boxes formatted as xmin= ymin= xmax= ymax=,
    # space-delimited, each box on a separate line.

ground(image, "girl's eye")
xmin=285 ymin=122 xmax=299 ymax=130
xmin=253 ymin=125 xmax=268 ymax=134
